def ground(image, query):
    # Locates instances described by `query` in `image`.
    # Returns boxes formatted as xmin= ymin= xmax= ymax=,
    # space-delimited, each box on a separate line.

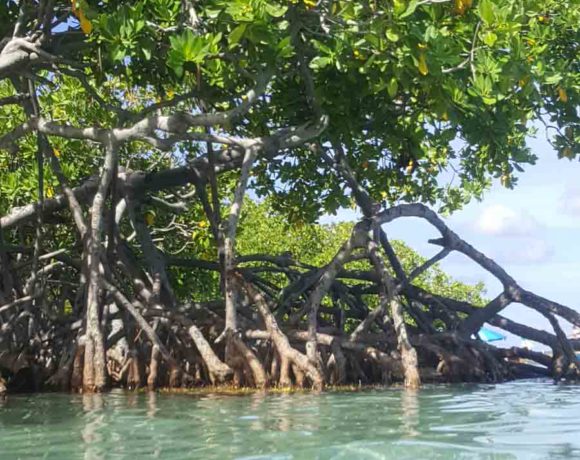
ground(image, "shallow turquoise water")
xmin=0 ymin=380 xmax=579 ymax=459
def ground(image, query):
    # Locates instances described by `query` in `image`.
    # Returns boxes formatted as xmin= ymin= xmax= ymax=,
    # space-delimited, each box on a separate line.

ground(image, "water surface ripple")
xmin=0 ymin=380 xmax=579 ymax=459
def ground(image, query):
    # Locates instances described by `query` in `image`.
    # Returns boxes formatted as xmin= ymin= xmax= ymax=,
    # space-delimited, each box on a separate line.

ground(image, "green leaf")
xmin=478 ymin=0 xmax=495 ymax=25
xmin=245 ymin=24 xmax=271 ymax=44
xmin=387 ymin=78 xmax=398 ymax=98
xmin=142 ymin=47 xmax=151 ymax=61
xmin=482 ymin=95 xmax=497 ymax=105
xmin=312 ymin=40 xmax=333 ymax=55
xmin=309 ymin=56 xmax=332 ymax=70
xmin=182 ymin=33 xmax=201 ymax=61
xmin=169 ymin=62 xmax=183 ymax=77
xmin=482 ymin=31 xmax=497 ymax=47
xmin=399 ymin=0 xmax=418 ymax=19
xmin=264 ymin=3 xmax=288 ymax=18
xmin=111 ymin=45 xmax=125 ymax=61
xmin=229 ymin=23 xmax=247 ymax=47
xmin=205 ymin=8 xmax=221 ymax=19
xmin=386 ymin=29 xmax=400 ymax=42
xmin=276 ymin=35 xmax=293 ymax=58
xmin=545 ymin=73 xmax=563 ymax=85
xmin=134 ymin=19 xmax=145 ymax=33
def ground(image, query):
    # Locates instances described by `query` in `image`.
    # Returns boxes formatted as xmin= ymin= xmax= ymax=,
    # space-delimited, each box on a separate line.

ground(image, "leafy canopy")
xmin=0 ymin=0 xmax=578 ymax=220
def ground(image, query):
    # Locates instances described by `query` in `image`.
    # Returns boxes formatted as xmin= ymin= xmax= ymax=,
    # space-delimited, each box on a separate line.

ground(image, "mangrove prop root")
xmin=1 ymin=186 xmax=580 ymax=391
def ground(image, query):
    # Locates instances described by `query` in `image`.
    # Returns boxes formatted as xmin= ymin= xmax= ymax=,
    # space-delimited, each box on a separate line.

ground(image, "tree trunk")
xmin=83 ymin=139 xmax=118 ymax=392
xmin=147 ymin=345 xmax=161 ymax=390
xmin=71 ymin=339 xmax=85 ymax=392
xmin=368 ymin=231 xmax=421 ymax=389
xmin=223 ymin=144 xmax=259 ymax=333
xmin=390 ymin=297 xmax=421 ymax=388
xmin=221 ymin=144 xmax=262 ymax=384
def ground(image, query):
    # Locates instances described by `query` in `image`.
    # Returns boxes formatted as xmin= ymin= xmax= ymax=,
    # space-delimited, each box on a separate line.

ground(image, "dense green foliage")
xmin=1 ymin=0 xmax=578 ymax=219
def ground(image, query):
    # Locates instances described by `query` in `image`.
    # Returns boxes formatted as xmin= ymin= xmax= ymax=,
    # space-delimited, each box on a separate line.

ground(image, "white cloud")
xmin=473 ymin=204 xmax=540 ymax=237
xmin=500 ymin=237 xmax=554 ymax=265
xmin=561 ymin=186 xmax=580 ymax=217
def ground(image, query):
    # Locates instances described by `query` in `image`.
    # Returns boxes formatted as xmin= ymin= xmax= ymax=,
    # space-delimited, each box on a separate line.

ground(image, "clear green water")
xmin=0 ymin=380 xmax=579 ymax=459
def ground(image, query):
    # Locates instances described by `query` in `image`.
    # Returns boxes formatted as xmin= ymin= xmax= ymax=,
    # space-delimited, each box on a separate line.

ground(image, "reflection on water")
xmin=400 ymin=389 xmax=419 ymax=438
xmin=81 ymin=394 xmax=103 ymax=459
xmin=0 ymin=380 xmax=579 ymax=459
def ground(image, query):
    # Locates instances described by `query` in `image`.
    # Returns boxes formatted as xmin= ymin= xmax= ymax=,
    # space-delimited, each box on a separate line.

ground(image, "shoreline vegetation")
xmin=1 ymin=191 xmax=578 ymax=395
xmin=1 ymin=1 xmax=579 ymax=396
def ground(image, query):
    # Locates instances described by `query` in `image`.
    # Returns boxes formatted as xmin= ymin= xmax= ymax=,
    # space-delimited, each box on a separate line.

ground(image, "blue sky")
xmin=323 ymin=127 xmax=580 ymax=345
